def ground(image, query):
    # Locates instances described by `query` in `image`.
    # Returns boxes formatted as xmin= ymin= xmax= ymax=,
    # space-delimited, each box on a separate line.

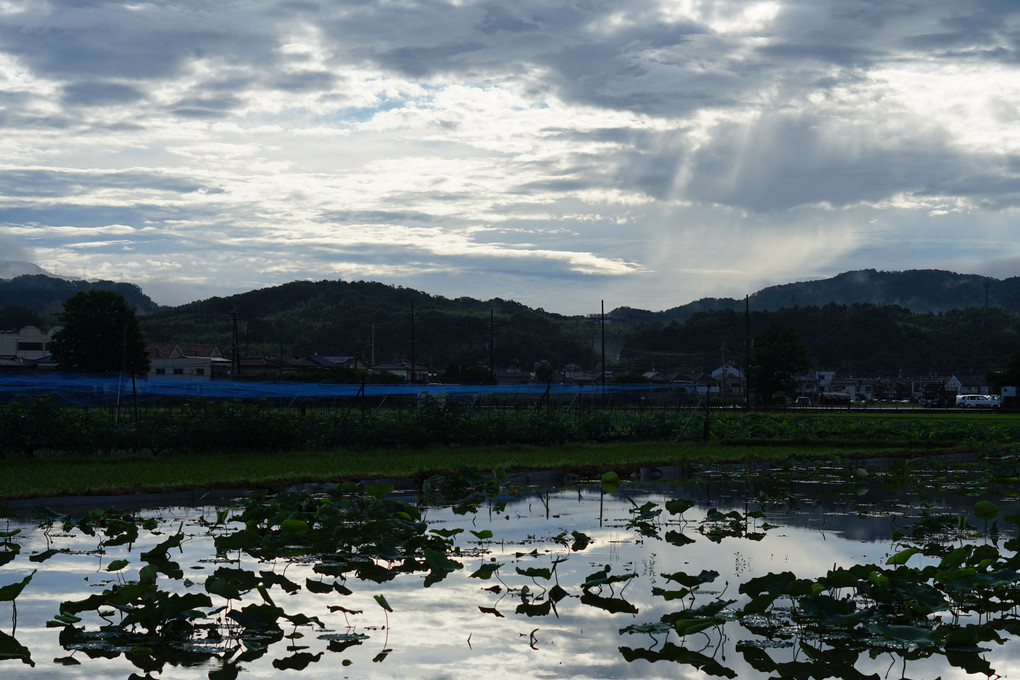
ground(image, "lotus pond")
xmin=2 ymin=452 xmax=1020 ymax=679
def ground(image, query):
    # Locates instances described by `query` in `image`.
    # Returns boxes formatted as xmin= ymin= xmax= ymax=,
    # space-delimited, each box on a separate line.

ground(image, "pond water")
xmin=2 ymin=454 xmax=1020 ymax=679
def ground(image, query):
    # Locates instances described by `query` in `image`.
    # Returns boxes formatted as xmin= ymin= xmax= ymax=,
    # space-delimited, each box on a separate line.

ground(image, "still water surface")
xmin=1 ymin=459 xmax=1018 ymax=679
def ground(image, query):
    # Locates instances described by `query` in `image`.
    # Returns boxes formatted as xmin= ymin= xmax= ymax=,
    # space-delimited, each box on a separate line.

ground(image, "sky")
xmin=0 ymin=0 xmax=1018 ymax=314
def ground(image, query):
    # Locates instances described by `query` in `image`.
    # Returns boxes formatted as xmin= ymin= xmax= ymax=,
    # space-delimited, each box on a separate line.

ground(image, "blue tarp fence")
xmin=0 ymin=373 xmax=688 ymax=406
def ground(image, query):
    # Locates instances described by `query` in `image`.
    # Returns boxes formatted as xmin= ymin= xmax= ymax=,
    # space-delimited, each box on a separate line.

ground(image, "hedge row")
xmin=0 ymin=397 xmax=700 ymax=456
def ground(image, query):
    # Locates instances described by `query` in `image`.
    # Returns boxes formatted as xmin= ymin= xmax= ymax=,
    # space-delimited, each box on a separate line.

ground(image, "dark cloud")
xmin=62 ymin=81 xmax=147 ymax=106
xmin=272 ymin=71 xmax=337 ymax=92
xmin=0 ymin=0 xmax=1016 ymax=311
xmin=0 ymin=1 xmax=280 ymax=83
xmin=0 ymin=169 xmax=205 ymax=197
xmin=477 ymin=6 xmax=539 ymax=34
xmin=321 ymin=210 xmax=436 ymax=224
xmin=169 ymin=94 xmax=243 ymax=119
xmin=682 ymin=114 xmax=995 ymax=211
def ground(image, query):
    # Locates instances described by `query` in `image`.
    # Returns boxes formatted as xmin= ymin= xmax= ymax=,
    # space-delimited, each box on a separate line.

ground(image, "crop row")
xmin=0 ymin=398 xmax=1015 ymax=457
xmin=711 ymin=411 xmax=1020 ymax=444
xmin=0 ymin=396 xmax=697 ymax=456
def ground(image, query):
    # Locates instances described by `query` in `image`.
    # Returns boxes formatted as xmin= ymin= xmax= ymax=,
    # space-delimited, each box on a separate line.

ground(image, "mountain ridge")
xmin=2 ymin=265 xmax=1017 ymax=321
xmin=613 ymin=269 xmax=1014 ymax=321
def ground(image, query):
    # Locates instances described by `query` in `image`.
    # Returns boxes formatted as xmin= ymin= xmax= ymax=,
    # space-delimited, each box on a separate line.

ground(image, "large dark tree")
xmin=748 ymin=321 xmax=810 ymax=404
xmin=50 ymin=290 xmax=150 ymax=373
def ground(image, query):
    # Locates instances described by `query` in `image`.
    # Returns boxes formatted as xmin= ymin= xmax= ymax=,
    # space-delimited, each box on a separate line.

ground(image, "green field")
xmin=2 ymin=406 xmax=1015 ymax=500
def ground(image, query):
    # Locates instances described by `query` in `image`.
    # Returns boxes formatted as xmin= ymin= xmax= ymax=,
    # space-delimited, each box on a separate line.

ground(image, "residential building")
xmin=711 ymin=364 xmax=743 ymax=396
xmin=371 ymin=359 xmax=431 ymax=382
xmin=947 ymin=375 xmax=988 ymax=395
xmin=147 ymin=343 xmax=231 ymax=380
xmin=306 ymin=355 xmax=371 ymax=372
xmin=0 ymin=325 xmax=58 ymax=361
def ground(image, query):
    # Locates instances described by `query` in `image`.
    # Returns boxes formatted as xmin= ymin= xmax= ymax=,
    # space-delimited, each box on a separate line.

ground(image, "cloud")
xmin=62 ymin=80 xmax=147 ymax=106
xmin=0 ymin=0 xmax=1017 ymax=313
xmin=0 ymin=233 xmax=31 ymax=263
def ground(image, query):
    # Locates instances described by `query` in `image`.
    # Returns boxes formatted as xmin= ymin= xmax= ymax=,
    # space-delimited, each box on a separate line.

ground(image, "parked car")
xmin=956 ymin=394 xmax=1000 ymax=409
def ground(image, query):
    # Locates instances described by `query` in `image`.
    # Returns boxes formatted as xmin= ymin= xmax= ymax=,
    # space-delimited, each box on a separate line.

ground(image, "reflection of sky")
xmin=0 ymin=477 xmax=1017 ymax=679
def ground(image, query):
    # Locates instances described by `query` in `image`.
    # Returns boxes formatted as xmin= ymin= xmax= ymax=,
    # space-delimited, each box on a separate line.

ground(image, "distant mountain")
xmin=6 ymin=268 xmax=1019 ymax=376
xmin=139 ymin=279 xmax=589 ymax=371
xmin=0 ymin=274 xmax=160 ymax=316
xmin=627 ymin=269 xmax=1017 ymax=322
xmin=0 ymin=260 xmax=52 ymax=279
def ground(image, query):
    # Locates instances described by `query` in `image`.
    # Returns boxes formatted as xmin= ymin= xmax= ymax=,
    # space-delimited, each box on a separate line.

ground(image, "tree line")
xmin=622 ymin=303 xmax=1020 ymax=378
xmin=20 ymin=283 xmax=1020 ymax=383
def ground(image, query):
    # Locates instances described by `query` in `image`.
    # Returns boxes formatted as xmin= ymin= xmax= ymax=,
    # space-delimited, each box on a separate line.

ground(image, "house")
xmin=0 ymin=326 xmax=58 ymax=361
xmin=371 ymin=359 xmax=431 ymax=382
xmin=237 ymin=354 xmax=311 ymax=377
xmin=947 ymin=375 xmax=988 ymax=395
xmin=828 ymin=378 xmax=875 ymax=401
xmin=306 ymin=355 xmax=371 ymax=372
xmin=495 ymin=365 xmax=532 ymax=385
xmin=691 ymin=373 xmax=721 ymax=394
xmin=711 ymin=365 xmax=743 ymax=396
xmin=797 ymin=370 xmax=836 ymax=399
xmin=147 ymin=343 xmax=231 ymax=380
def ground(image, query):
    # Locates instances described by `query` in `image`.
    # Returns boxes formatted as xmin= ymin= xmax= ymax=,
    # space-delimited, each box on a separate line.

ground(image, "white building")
xmin=147 ymin=343 xmax=231 ymax=380
xmin=0 ymin=325 xmax=58 ymax=361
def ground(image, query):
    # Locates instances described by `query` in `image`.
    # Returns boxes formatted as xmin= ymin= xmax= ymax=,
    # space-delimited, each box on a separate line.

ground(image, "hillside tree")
xmin=748 ymin=321 xmax=810 ymax=404
xmin=50 ymin=290 xmax=150 ymax=373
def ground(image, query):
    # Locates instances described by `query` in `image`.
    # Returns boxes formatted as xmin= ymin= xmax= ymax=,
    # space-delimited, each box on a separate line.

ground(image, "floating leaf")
xmin=205 ymin=577 xmax=242 ymax=601
xmin=272 ymin=651 xmax=323 ymax=671
xmin=470 ymin=562 xmax=502 ymax=580
xmin=28 ymin=549 xmax=58 ymax=563
xmin=974 ymin=501 xmax=1000 ymax=522
xmin=570 ymin=531 xmax=592 ymax=551
xmin=516 ymin=566 xmax=552 ymax=581
xmin=280 ymin=518 xmax=309 ymax=536
xmin=665 ymin=498 xmax=695 ymax=515
xmin=424 ymin=548 xmax=462 ymax=573
xmin=0 ymin=570 xmax=34 ymax=602
xmin=886 ymin=547 xmax=920 ymax=566
xmin=0 ymin=630 xmax=33 ymax=666
xmin=364 ymin=483 xmax=393 ymax=499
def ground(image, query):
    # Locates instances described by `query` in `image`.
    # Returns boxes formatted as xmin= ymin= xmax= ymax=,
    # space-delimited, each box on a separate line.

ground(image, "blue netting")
xmin=0 ymin=373 xmax=686 ymax=406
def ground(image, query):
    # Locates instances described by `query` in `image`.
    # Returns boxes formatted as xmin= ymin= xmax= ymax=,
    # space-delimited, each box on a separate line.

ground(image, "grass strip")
xmin=0 ymin=440 xmax=976 ymax=501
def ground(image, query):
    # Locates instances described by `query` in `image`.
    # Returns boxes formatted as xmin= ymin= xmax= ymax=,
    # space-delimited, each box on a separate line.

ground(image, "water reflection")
xmin=0 ymin=455 xmax=1018 ymax=679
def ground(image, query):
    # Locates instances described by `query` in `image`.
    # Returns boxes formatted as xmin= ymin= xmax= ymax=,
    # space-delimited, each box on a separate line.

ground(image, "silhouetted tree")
xmin=50 ymin=290 xmax=149 ymax=373
xmin=748 ymin=321 xmax=810 ymax=404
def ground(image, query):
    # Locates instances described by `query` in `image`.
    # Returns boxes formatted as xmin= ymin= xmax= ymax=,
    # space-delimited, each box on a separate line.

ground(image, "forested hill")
xmin=623 ymin=269 xmax=1018 ymax=322
xmin=621 ymin=304 xmax=1019 ymax=379
xmin=0 ymin=275 xmax=159 ymax=318
xmin=5 ymin=268 xmax=1020 ymax=376
xmin=138 ymin=279 xmax=592 ymax=374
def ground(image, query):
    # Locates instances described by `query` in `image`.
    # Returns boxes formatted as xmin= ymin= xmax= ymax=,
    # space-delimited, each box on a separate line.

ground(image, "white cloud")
xmin=0 ymin=0 xmax=1017 ymax=311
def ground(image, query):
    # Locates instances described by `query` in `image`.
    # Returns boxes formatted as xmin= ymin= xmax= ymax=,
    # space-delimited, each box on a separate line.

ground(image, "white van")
xmin=956 ymin=394 xmax=999 ymax=409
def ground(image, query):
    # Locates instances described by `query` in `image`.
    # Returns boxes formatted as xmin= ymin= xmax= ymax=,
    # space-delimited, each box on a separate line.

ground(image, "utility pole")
xmin=229 ymin=307 xmax=240 ymax=378
xmin=601 ymin=299 xmax=606 ymax=388
xmin=410 ymin=300 xmax=416 ymax=384
xmin=488 ymin=308 xmax=495 ymax=381
xmin=744 ymin=295 xmax=750 ymax=407
xmin=721 ymin=341 xmax=727 ymax=400
xmin=369 ymin=318 xmax=376 ymax=366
